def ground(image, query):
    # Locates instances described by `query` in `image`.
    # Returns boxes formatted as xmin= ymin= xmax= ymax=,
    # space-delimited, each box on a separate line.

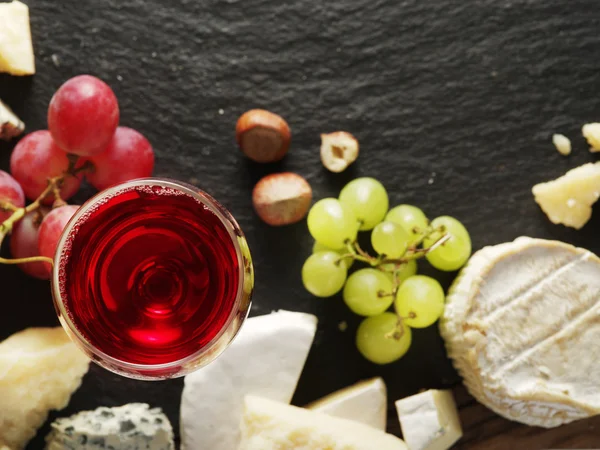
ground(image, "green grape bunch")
xmin=301 ymin=177 xmax=472 ymax=365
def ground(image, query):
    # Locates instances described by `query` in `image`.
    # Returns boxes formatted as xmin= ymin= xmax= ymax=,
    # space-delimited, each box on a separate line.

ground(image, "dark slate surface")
xmin=0 ymin=0 xmax=600 ymax=448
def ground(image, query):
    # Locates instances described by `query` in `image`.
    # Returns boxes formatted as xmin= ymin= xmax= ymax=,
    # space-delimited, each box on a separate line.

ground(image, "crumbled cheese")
xmin=582 ymin=123 xmax=600 ymax=152
xmin=552 ymin=133 xmax=571 ymax=156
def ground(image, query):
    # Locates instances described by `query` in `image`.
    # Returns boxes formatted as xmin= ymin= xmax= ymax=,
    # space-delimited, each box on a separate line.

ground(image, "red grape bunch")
xmin=1 ymin=74 xmax=155 ymax=280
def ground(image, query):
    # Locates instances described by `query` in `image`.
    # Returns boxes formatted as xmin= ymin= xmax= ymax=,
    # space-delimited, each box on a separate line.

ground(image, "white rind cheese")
xmin=308 ymin=377 xmax=387 ymax=430
xmin=239 ymin=396 xmax=407 ymax=450
xmin=395 ymin=389 xmax=462 ymax=450
xmin=441 ymin=237 xmax=600 ymax=427
xmin=0 ymin=1 xmax=35 ymax=75
xmin=0 ymin=327 xmax=90 ymax=450
xmin=44 ymin=403 xmax=174 ymax=450
xmin=180 ymin=310 xmax=318 ymax=450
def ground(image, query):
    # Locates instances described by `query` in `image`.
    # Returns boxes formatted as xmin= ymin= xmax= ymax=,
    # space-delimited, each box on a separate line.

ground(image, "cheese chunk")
xmin=532 ymin=162 xmax=600 ymax=229
xmin=582 ymin=123 xmax=600 ymax=152
xmin=0 ymin=99 xmax=24 ymax=140
xmin=308 ymin=377 xmax=387 ymax=430
xmin=45 ymin=403 xmax=174 ymax=450
xmin=395 ymin=390 xmax=462 ymax=450
xmin=552 ymin=133 xmax=571 ymax=156
xmin=239 ymin=396 xmax=407 ymax=450
xmin=180 ymin=310 xmax=317 ymax=450
xmin=441 ymin=237 xmax=600 ymax=427
xmin=0 ymin=1 xmax=35 ymax=75
xmin=0 ymin=327 xmax=90 ymax=449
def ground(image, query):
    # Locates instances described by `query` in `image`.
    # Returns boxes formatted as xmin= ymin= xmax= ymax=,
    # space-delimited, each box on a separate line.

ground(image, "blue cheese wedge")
xmin=0 ymin=327 xmax=90 ymax=450
xmin=239 ymin=395 xmax=407 ymax=450
xmin=180 ymin=310 xmax=318 ymax=450
xmin=441 ymin=237 xmax=600 ymax=427
xmin=307 ymin=378 xmax=387 ymax=430
xmin=44 ymin=403 xmax=174 ymax=450
xmin=395 ymin=390 xmax=462 ymax=450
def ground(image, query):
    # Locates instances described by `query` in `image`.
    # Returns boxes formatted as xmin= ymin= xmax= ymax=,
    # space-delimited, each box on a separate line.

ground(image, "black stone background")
xmin=0 ymin=0 xmax=599 ymax=448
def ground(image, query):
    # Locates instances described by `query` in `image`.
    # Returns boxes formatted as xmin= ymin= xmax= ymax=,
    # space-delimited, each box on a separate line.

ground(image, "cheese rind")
xmin=0 ymin=1 xmax=35 ymax=75
xmin=0 ymin=327 xmax=90 ymax=450
xmin=239 ymin=396 xmax=407 ymax=450
xmin=44 ymin=403 xmax=174 ymax=450
xmin=180 ymin=310 xmax=318 ymax=450
xmin=441 ymin=237 xmax=600 ymax=427
xmin=308 ymin=377 xmax=387 ymax=430
xmin=395 ymin=390 xmax=462 ymax=450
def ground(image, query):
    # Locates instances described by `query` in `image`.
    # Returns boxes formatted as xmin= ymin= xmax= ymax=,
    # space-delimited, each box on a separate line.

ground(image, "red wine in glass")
xmin=52 ymin=179 xmax=253 ymax=379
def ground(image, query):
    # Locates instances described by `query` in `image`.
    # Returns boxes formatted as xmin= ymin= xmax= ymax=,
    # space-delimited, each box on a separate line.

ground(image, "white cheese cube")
xmin=180 ymin=310 xmax=317 ymax=450
xmin=0 ymin=1 xmax=35 ymax=75
xmin=239 ymin=395 xmax=407 ymax=450
xmin=0 ymin=327 xmax=90 ymax=450
xmin=395 ymin=389 xmax=462 ymax=450
xmin=44 ymin=403 xmax=174 ymax=450
xmin=308 ymin=377 xmax=387 ymax=430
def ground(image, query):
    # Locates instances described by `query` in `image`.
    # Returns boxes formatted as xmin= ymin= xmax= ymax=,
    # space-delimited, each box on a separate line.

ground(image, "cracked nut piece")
xmin=0 ymin=99 xmax=24 ymax=141
xmin=236 ymin=109 xmax=291 ymax=163
xmin=252 ymin=172 xmax=312 ymax=226
xmin=532 ymin=162 xmax=600 ymax=229
xmin=320 ymin=131 xmax=359 ymax=173
xmin=582 ymin=123 xmax=600 ymax=152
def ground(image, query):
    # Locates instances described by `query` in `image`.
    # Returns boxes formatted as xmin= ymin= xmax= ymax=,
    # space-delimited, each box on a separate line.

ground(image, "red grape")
xmin=87 ymin=126 xmax=154 ymax=190
xmin=10 ymin=130 xmax=82 ymax=203
xmin=0 ymin=170 xmax=25 ymax=223
xmin=48 ymin=75 xmax=119 ymax=157
xmin=38 ymin=205 xmax=80 ymax=273
xmin=10 ymin=209 xmax=51 ymax=279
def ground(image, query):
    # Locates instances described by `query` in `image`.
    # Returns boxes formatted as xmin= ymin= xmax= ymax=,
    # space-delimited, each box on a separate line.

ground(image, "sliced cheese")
xmin=532 ymin=162 xmax=600 ymax=229
xmin=0 ymin=1 xmax=35 ymax=76
xmin=395 ymin=389 xmax=462 ymax=450
xmin=180 ymin=310 xmax=317 ymax=450
xmin=441 ymin=237 xmax=600 ymax=427
xmin=0 ymin=327 xmax=90 ymax=450
xmin=307 ymin=377 xmax=387 ymax=430
xmin=0 ymin=99 xmax=24 ymax=141
xmin=239 ymin=395 xmax=407 ymax=450
xmin=45 ymin=403 xmax=174 ymax=450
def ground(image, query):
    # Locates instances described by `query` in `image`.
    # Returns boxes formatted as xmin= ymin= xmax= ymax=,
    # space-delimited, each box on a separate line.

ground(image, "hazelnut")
xmin=252 ymin=172 xmax=312 ymax=226
xmin=236 ymin=109 xmax=291 ymax=163
xmin=320 ymin=131 xmax=359 ymax=172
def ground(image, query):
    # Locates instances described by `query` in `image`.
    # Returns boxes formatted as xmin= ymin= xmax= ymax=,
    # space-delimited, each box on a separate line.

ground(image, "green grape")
xmin=312 ymin=241 xmax=353 ymax=269
xmin=302 ymin=251 xmax=348 ymax=297
xmin=424 ymin=216 xmax=471 ymax=271
xmin=356 ymin=312 xmax=412 ymax=364
xmin=371 ymin=221 xmax=410 ymax=258
xmin=394 ymin=275 xmax=445 ymax=328
xmin=307 ymin=198 xmax=358 ymax=250
xmin=339 ymin=178 xmax=388 ymax=231
xmin=385 ymin=204 xmax=429 ymax=242
xmin=343 ymin=268 xmax=394 ymax=316
xmin=380 ymin=259 xmax=417 ymax=284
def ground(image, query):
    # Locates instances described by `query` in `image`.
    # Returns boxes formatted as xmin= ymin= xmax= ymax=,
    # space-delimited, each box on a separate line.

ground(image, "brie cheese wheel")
xmin=180 ymin=310 xmax=317 ymax=450
xmin=441 ymin=237 xmax=600 ymax=427
xmin=239 ymin=395 xmax=407 ymax=450
xmin=0 ymin=1 xmax=35 ymax=76
xmin=0 ymin=327 xmax=90 ymax=450
xmin=307 ymin=377 xmax=387 ymax=430
xmin=395 ymin=389 xmax=462 ymax=450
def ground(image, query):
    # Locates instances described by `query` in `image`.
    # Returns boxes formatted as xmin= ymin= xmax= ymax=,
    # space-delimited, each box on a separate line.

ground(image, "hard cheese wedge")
xmin=308 ymin=377 xmax=387 ymax=430
xmin=45 ymin=403 xmax=174 ymax=450
xmin=441 ymin=237 xmax=600 ymax=427
xmin=180 ymin=310 xmax=317 ymax=450
xmin=0 ymin=1 xmax=35 ymax=75
xmin=395 ymin=390 xmax=462 ymax=450
xmin=239 ymin=395 xmax=407 ymax=450
xmin=0 ymin=327 xmax=90 ymax=450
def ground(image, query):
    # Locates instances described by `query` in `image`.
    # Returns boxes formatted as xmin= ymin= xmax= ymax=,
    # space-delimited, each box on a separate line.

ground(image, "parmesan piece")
xmin=0 ymin=327 xmax=90 ymax=449
xmin=552 ymin=133 xmax=571 ymax=156
xmin=441 ymin=237 xmax=600 ymax=427
xmin=0 ymin=1 xmax=35 ymax=75
xmin=582 ymin=123 xmax=600 ymax=152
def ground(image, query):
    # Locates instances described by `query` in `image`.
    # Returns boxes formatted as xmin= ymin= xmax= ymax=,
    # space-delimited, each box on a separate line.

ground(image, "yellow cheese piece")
xmin=0 ymin=0 xmax=35 ymax=75
xmin=0 ymin=327 xmax=90 ymax=450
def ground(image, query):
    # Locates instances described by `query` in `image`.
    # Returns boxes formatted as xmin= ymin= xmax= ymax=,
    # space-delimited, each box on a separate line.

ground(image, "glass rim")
xmin=51 ymin=177 xmax=252 ymax=379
